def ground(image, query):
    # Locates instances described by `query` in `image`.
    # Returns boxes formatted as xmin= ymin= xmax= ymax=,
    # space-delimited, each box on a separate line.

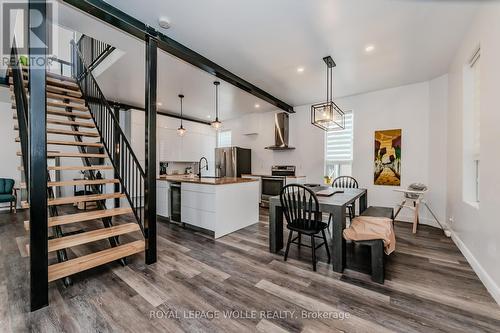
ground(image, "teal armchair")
xmin=0 ymin=178 xmax=17 ymax=213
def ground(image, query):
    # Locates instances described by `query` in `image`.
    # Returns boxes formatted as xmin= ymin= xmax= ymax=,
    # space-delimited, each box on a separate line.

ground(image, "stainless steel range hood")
xmin=265 ymin=112 xmax=296 ymax=150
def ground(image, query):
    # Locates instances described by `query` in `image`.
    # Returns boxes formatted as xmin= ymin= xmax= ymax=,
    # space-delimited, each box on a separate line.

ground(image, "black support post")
xmin=113 ymin=105 xmax=121 ymax=208
xmin=28 ymin=0 xmax=48 ymax=311
xmin=144 ymin=33 xmax=157 ymax=265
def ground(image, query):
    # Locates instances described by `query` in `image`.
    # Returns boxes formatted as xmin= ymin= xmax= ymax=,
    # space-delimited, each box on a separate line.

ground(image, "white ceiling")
xmin=102 ymin=0 xmax=479 ymax=104
xmin=57 ymin=2 xmax=277 ymax=122
xmin=58 ymin=0 xmax=480 ymax=121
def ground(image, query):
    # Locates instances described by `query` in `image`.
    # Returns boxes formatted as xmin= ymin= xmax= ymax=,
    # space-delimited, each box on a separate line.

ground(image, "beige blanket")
xmin=343 ymin=216 xmax=396 ymax=255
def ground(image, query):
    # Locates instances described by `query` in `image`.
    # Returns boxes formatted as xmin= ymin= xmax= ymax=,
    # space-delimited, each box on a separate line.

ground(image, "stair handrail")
xmin=9 ymin=38 xmax=29 ymax=182
xmin=71 ymin=40 xmax=146 ymax=236
xmin=75 ymin=34 xmax=115 ymax=78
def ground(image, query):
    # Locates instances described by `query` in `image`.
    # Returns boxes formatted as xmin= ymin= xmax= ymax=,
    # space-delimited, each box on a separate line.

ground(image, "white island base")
xmin=180 ymin=180 xmax=259 ymax=238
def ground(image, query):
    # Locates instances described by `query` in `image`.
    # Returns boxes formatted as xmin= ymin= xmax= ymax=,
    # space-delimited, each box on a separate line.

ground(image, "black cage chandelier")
xmin=311 ymin=56 xmax=345 ymax=131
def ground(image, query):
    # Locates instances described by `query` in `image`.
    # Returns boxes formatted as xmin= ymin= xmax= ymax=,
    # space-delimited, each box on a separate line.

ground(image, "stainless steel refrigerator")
xmin=214 ymin=147 xmax=251 ymax=177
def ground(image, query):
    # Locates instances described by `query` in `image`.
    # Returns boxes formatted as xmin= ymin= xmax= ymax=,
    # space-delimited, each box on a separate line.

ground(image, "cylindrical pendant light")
xmin=210 ymin=81 xmax=222 ymax=130
xmin=177 ymin=94 xmax=187 ymax=136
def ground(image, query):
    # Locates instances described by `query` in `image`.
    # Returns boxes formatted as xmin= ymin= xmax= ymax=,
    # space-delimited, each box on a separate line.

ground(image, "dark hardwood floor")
xmin=1 ymin=207 xmax=499 ymax=332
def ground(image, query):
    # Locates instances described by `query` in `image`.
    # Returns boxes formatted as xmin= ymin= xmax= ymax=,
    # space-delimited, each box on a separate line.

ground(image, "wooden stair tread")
xmin=12 ymin=101 xmax=88 ymax=112
xmin=17 ymin=151 xmax=105 ymax=159
xmin=16 ymin=151 xmax=106 ymax=158
xmin=42 ymin=140 xmax=102 ymax=148
xmin=46 ymin=128 xmax=99 ymax=137
xmin=48 ymin=240 xmax=145 ymax=282
xmin=48 ymin=165 xmax=113 ymax=171
xmin=19 ymin=68 xmax=77 ymax=83
xmin=24 ymin=208 xmax=133 ymax=230
xmin=20 ymin=178 xmax=118 ymax=188
xmin=14 ymin=126 xmax=99 ymax=137
xmin=47 ymin=100 xmax=88 ymax=111
xmin=9 ymin=77 xmax=81 ymax=95
xmin=46 ymin=85 xmax=82 ymax=97
xmin=48 ymin=179 xmax=119 ymax=187
xmin=48 ymin=152 xmax=106 ymax=158
xmin=14 ymin=70 xmax=79 ymax=88
xmin=11 ymin=94 xmax=85 ymax=107
xmin=47 ymin=92 xmax=85 ymax=104
xmin=45 ymin=109 xmax=91 ymax=119
xmin=12 ymin=107 xmax=92 ymax=119
xmin=17 ymin=165 xmax=113 ymax=172
xmin=14 ymin=116 xmax=94 ymax=128
xmin=21 ymin=193 xmax=125 ymax=208
xmin=15 ymin=138 xmax=103 ymax=147
xmin=48 ymin=223 xmax=140 ymax=252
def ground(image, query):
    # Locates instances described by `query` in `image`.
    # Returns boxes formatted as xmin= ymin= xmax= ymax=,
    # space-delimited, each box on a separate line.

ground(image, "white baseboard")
xmin=450 ymin=230 xmax=500 ymax=305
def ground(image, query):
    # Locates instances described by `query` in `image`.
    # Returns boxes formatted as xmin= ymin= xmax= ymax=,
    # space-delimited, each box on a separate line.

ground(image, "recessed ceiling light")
xmin=297 ymin=67 xmax=305 ymax=73
xmin=158 ymin=17 xmax=171 ymax=29
xmin=254 ymin=103 xmax=260 ymax=109
xmin=157 ymin=102 xmax=163 ymax=106
xmin=365 ymin=44 xmax=375 ymax=53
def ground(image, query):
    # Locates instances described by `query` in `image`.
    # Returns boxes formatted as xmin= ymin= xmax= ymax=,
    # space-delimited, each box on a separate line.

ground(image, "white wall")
xmin=345 ymin=83 xmax=430 ymax=220
xmin=0 ymin=87 xmax=22 ymax=209
xmin=445 ymin=3 xmax=500 ymax=303
xmin=428 ymin=75 xmax=449 ymax=228
xmin=226 ymin=79 xmax=448 ymax=225
xmin=226 ymin=108 xmax=324 ymax=182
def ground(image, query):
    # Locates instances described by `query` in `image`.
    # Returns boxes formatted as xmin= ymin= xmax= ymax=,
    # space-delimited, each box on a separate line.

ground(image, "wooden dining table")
xmin=268 ymin=186 xmax=368 ymax=273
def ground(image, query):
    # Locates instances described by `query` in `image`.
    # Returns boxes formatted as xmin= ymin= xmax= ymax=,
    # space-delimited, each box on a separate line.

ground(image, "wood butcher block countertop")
xmin=157 ymin=175 xmax=258 ymax=185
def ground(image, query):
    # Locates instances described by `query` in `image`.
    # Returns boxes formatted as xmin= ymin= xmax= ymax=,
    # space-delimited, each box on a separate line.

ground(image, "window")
xmin=217 ymin=130 xmax=232 ymax=148
xmin=462 ymin=47 xmax=480 ymax=205
xmin=325 ymin=111 xmax=353 ymax=179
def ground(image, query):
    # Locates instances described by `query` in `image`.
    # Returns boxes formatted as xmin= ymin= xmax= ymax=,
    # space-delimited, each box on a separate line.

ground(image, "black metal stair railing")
xmin=75 ymin=34 xmax=115 ymax=76
xmin=9 ymin=40 xmax=29 ymax=182
xmin=72 ymin=40 xmax=146 ymax=236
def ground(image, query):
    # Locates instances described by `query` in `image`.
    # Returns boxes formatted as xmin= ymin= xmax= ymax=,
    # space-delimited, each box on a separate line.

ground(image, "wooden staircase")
xmin=10 ymin=68 xmax=145 ymax=283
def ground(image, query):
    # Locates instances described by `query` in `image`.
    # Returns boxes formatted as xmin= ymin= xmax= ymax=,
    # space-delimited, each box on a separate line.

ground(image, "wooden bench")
xmin=350 ymin=206 xmax=394 ymax=284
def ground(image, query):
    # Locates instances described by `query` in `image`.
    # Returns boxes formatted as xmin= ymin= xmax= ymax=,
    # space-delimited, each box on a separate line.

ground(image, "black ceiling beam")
xmin=111 ymin=100 xmax=212 ymax=126
xmin=61 ymin=0 xmax=294 ymax=113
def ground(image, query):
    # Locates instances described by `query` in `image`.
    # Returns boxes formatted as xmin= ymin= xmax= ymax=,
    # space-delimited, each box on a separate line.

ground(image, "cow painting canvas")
xmin=374 ymin=129 xmax=401 ymax=186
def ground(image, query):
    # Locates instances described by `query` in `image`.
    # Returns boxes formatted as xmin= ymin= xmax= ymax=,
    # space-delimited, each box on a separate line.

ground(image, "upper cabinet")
xmin=158 ymin=129 xmax=182 ymax=161
xmin=130 ymin=110 xmax=216 ymax=164
xmin=240 ymin=113 xmax=261 ymax=135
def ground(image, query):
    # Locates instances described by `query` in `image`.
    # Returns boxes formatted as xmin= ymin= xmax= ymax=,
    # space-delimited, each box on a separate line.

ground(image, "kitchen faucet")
xmin=198 ymin=157 xmax=208 ymax=178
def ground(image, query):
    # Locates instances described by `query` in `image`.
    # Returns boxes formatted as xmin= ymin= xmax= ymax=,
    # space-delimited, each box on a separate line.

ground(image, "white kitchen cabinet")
xmin=131 ymin=110 xmax=216 ymax=163
xmin=159 ymin=129 xmax=182 ymax=162
xmin=241 ymin=175 xmax=262 ymax=204
xmin=180 ymin=181 xmax=259 ymax=238
xmin=240 ymin=113 xmax=261 ymax=135
xmin=181 ymin=132 xmax=202 ymax=162
xmin=156 ymin=180 xmax=169 ymax=217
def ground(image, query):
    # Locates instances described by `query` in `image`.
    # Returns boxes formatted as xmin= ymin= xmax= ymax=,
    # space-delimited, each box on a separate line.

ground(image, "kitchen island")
xmin=157 ymin=175 xmax=259 ymax=238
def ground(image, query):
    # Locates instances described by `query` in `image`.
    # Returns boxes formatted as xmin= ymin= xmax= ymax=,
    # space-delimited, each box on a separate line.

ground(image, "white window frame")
xmin=217 ymin=130 xmax=232 ymax=148
xmin=462 ymin=47 xmax=480 ymax=206
xmin=324 ymin=111 xmax=354 ymax=179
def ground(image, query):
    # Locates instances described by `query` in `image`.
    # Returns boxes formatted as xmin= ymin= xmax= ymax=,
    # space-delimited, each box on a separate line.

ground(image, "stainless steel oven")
xmin=261 ymin=176 xmax=286 ymax=207
xmin=261 ymin=166 xmax=296 ymax=207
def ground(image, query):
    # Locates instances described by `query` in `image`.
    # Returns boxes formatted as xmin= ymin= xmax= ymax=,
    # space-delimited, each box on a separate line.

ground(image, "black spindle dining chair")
xmin=280 ymin=184 xmax=331 ymax=271
xmin=327 ymin=176 xmax=359 ymax=230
